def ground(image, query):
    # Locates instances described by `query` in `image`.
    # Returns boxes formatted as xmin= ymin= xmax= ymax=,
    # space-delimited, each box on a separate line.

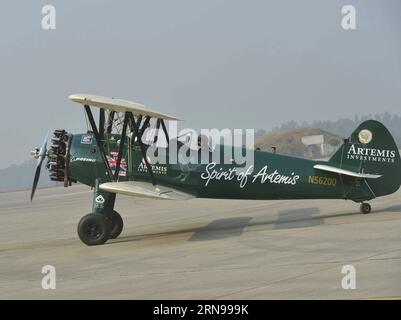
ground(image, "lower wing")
xmin=99 ymin=181 xmax=195 ymax=200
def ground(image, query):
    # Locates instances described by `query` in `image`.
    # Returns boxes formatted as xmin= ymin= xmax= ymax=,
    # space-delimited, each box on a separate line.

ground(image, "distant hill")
xmin=266 ymin=112 xmax=401 ymax=147
xmin=254 ymin=128 xmax=343 ymax=159
xmin=0 ymin=160 xmax=57 ymax=193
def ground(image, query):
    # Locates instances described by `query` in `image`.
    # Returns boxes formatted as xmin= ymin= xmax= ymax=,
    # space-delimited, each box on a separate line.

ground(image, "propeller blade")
xmin=30 ymin=165 xmax=42 ymax=201
xmin=31 ymin=132 xmax=49 ymax=202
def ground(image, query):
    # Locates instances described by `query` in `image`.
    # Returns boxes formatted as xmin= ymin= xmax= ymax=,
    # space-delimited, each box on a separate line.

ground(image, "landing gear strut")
xmin=360 ymin=202 xmax=371 ymax=214
xmin=77 ymin=179 xmax=124 ymax=246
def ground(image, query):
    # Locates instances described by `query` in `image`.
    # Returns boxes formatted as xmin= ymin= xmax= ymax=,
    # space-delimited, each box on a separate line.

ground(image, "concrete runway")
xmin=0 ymin=184 xmax=401 ymax=299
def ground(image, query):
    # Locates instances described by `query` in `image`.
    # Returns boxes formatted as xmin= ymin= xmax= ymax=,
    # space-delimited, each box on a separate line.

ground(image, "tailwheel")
xmin=78 ymin=214 xmax=111 ymax=246
xmin=360 ymin=202 xmax=372 ymax=214
xmin=109 ymin=210 xmax=124 ymax=239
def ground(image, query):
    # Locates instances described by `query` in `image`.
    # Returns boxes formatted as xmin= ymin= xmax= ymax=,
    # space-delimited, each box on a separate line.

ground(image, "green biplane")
xmin=31 ymin=94 xmax=401 ymax=246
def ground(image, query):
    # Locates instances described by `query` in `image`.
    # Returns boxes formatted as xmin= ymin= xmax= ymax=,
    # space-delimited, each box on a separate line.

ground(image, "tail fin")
xmin=329 ymin=120 xmax=401 ymax=197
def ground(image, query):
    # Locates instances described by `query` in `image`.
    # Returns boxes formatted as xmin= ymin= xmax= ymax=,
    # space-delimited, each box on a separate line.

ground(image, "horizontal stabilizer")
xmin=99 ymin=181 xmax=194 ymax=200
xmin=69 ymin=94 xmax=182 ymax=121
xmin=314 ymin=164 xmax=382 ymax=179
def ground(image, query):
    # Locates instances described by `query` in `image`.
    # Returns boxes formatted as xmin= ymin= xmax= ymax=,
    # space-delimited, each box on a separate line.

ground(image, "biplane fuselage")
xmin=67 ymin=133 xmax=394 ymax=203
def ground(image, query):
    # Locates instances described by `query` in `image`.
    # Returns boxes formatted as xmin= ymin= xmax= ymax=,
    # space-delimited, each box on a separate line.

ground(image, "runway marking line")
xmin=363 ymin=296 xmax=401 ymax=300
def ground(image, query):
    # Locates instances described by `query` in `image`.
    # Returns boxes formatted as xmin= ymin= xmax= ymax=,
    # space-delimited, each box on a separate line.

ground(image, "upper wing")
xmin=99 ymin=181 xmax=195 ymax=200
xmin=314 ymin=164 xmax=382 ymax=179
xmin=69 ymin=93 xmax=182 ymax=121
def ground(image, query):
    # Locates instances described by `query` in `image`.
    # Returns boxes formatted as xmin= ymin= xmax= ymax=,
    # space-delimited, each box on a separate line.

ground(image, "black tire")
xmin=77 ymin=214 xmax=111 ymax=246
xmin=109 ymin=211 xmax=124 ymax=239
xmin=360 ymin=203 xmax=371 ymax=214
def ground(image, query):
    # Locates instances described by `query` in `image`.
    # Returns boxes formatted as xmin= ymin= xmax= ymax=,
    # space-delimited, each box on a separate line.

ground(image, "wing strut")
xmin=84 ymin=105 xmax=114 ymax=181
xmin=139 ymin=116 xmax=151 ymax=138
xmin=128 ymin=112 xmax=157 ymax=186
xmin=136 ymin=115 xmax=143 ymax=129
xmin=106 ymin=111 xmax=115 ymax=134
xmin=99 ymin=108 xmax=105 ymax=140
xmin=114 ymin=112 xmax=129 ymax=179
xmin=153 ymin=119 xmax=161 ymax=144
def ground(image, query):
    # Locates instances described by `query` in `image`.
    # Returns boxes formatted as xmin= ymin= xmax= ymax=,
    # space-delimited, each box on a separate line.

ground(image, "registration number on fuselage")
xmin=308 ymin=176 xmax=337 ymax=186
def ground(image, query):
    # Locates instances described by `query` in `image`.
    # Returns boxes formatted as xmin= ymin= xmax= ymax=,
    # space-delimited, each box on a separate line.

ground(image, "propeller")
xmin=30 ymin=132 xmax=49 ymax=201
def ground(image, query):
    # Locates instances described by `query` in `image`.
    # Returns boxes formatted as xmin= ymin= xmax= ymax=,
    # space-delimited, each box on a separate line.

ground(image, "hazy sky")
xmin=0 ymin=0 xmax=400 ymax=168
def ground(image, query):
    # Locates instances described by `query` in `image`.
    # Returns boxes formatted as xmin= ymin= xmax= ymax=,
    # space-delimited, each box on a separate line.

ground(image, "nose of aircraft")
xmin=30 ymin=130 xmax=74 ymax=201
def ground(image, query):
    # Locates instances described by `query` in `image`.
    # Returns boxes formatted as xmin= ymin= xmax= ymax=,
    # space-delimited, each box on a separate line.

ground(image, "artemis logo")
xmin=347 ymin=145 xmax=397 ymax=163
xmin=138 ymin=162 xmax=168 ymax=175
xmin=358 ymin=129 xmax=373 ymax=144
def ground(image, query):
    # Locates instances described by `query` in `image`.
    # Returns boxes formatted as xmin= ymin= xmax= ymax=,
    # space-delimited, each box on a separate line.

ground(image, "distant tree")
xmin=263 ymin=112 xmax=401 ymax=147
xmin=255 ymin=129 xmax=267 ymax=138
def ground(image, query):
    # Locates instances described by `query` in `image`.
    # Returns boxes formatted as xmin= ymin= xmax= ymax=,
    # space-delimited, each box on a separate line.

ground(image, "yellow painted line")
xmin=364 ymin=296 xmax=401 ymax=300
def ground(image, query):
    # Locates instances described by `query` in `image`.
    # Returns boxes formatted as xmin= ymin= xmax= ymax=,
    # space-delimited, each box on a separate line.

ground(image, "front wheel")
xmin=77 ymin=214 xmax=111 ymax=246
xmin=109 ymin=211 xmax=124 ymax=239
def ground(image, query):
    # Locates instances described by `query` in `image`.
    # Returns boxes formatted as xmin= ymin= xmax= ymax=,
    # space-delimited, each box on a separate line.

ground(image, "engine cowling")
xmin=46 ymin=130 xmax=73 ymax=186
